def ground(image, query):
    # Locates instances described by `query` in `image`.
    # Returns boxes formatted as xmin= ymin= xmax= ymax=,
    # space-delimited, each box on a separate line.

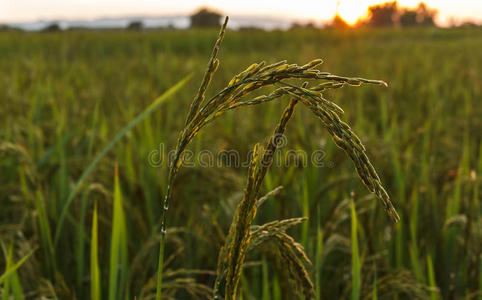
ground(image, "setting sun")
xmin=336 ymin=1 xmax=370 ymax=25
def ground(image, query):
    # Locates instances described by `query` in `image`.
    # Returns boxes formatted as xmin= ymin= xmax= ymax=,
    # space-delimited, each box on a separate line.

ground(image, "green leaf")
xmin=109 ymin=166 xmax=128 ymax=300
xmin=90 ymin=200 xmax=101 ymax=300
xmin=0 ymin=248 xmax=36 ymax=285
xmin=351 ymin=199 xmax=360 ymax=300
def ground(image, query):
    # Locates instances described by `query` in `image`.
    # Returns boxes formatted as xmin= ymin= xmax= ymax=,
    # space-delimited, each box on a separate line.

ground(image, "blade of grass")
xmin=1 ymin=242 xmax=25 ymax=300
xmin=395 ymin=220 xmax=404 ymax=270
xmin=442 ymin=133 xmax=469 ymax=296
xmin=35 ymin=188 xmax=56 ymax=278
xmin=90 ymin=199 xmax=101 ymax=300
xmin=372 ymin=268 xmax=377 ymax=300
xmin=56 ymin=113 xmax=69 ymax=217
xmin=0 ymin=248 xmax=36 ymax=284
xmin=427 ymin=254 xmax=438 ymax=300
xmin=1 ymin=242 xmax=12 ymax=300
xmin=315 ymin=212 xmax=323 ymax=300
xmin=409 ymin=187 xmax=423 ymax=282
xmin=478 ymin=257 xmax=482 ymax=300
xmin=54 ymin=73 xmax=193 ymax=246
xmin=351 ymin=198 xmax=360 ymax=300
xmin=0 ymin=230 xmax=25 ymax=300
xmin=315 ymin=230 xmax=324 ymax=299
xmin=262 ymin=257 xmax=270 ymax=300
xmin=155 ymin=233 xmax=165 ymax=300
xmin=9 ymin=269 xmax=23 ymax=300
xmin=77 ymin=100 xmax=100 ymax=291
xmin=272 ymin=275 xmax=281 ymax=300
xmin=477 ymin=143 xmax=482 ymax=300
xmin=109 ymin=165 xmax=128 ymax=300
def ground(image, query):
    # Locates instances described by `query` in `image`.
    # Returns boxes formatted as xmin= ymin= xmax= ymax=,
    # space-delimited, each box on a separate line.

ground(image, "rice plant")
xmin=1 ymin=15 xmax=480 ymax=300
xmin=157 ymin=16 xmax=399 ymax=299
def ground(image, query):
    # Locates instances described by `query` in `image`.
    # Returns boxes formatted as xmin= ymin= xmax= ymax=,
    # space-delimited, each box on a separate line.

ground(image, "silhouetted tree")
xmin=399 ymin=10 xmax=418 ymax=26
xmin=127 ymin=21 xmax=143 ymax=31
xmin=366 ymin=1 xmax=398 ymax=27
xmin=289 ymin=22 xmax=301 ymax=30
xmin=190 ymin=8 xmax=222 ymax=28
xmin=364 ymin=1 xmax=437 ymax=27
xmin=415 ymin=2 xmax=436 ymax=26
xmin=42 ymin=23 xmax=61 ymax=32
xmin=458 ymin=21 xmax=479 ymax=28
xmin=290 ymin=21 xmax=318 ymax=30
xmin=399 ymin=2 xmax=437 ymax=26
xmin=239 ymin=26 xmax=264 ymax=31
xmin=0 ymin=24 xmax=11 ymax=31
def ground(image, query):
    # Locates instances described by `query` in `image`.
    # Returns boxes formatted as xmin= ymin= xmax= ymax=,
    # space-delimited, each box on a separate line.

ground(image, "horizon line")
xmin=2 ymin=10 xmax=481 ymax=28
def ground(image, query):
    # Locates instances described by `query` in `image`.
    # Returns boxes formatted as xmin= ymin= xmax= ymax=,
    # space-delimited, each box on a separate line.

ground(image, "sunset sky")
xmin=1 ymin=0 xmax=481 ymax=26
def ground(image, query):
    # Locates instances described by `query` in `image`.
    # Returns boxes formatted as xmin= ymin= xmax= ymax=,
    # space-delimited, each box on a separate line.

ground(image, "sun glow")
xmin=336 ymin=1 xmax=371 ymax=25
xmin=0 ymin=0 xmax=481 ymax=27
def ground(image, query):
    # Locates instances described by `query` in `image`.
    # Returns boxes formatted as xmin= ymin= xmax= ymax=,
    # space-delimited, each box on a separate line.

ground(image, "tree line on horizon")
xmin=301 ymin=1 xmax=440 ymax=29
xmin=335 ymin=1 xmax=437 ymax=28
xmin=190 ymin=2 xmax=477 ymax=30
xmin=0 ymin=1 xmax=480 ymax=32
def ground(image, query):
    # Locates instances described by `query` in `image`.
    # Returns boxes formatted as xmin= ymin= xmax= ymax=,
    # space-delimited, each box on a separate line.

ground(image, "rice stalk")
xmin=279 ymin=83 xmax=399 ymax=223
xmin=212 ymin=143 xmax=261 ymax=299
xmin=223 ymin=143 xmax=260 ymax=299
xmin=272 ymin=232 xmax=314 ymax=299
xmin=249 ymin=217 xmax=308 ymax=250
xmin=225 ymin=93 xmax=302 ymax=299
xmin=155 ymin=17 xmax=229 ymax=300
xmin=213 ymin=89 xmax=302 ymax=299
xmin=249 ymin=218 xmax=314 ymax=299
xmin=185 ymin=17 xmax=229 ymax=126
xmin=256 ymin=185 xmax=283 ymax=208
xmin=161 ymin=56 xmax=398 ymax=233
xmin=157 ymin=16 xmax=399 ymax=299
xmin=361 ymin=270 xmax=435 ymax=300
xmin=140 ymin=232 xmax=214 ymax=300
xmin=163 ymin=57 xmax=399 ymax=223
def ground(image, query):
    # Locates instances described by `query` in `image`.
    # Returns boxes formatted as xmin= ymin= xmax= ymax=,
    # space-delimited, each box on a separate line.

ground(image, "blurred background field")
xmin=0 ymin=23 xmax=481 ymax=299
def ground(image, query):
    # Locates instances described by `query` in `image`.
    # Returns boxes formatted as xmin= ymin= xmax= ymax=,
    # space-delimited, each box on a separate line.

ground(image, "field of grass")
xmin=0 ymin=26 xmax=481 ymax=299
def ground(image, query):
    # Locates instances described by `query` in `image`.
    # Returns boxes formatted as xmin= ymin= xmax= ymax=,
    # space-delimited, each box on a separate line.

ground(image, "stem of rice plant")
xmin=155 ymin=15 xmax=399 ymax=299
xmin=156 ymin=16 xmax=229 ymax=300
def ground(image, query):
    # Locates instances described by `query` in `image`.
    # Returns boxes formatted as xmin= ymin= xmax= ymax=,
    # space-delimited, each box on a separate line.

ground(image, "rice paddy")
xmin=0 ymin=22 xmax=481 ymax=299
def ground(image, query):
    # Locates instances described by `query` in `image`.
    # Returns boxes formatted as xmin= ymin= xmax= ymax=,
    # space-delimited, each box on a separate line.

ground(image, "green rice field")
xmin=0 ymin=26 xmax=481 ymax=299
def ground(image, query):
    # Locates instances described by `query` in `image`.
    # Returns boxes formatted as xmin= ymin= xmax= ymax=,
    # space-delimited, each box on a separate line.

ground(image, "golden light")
xmin=336 ymin=1 xmax=371 ymax=25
